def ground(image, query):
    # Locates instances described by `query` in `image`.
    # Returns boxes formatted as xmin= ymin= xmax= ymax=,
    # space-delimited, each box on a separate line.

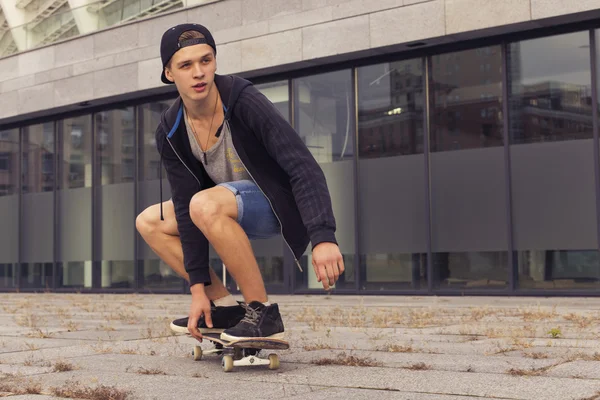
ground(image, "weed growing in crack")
xmin=53 ymin=360 xmax=76 ymax=372
xmin=50 ymin=379 xmax=131 ymax=400
xmin=312 ymin=352 xmax=382 ymax=367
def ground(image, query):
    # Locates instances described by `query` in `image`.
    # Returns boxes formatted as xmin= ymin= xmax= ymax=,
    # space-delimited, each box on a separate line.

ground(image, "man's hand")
xmin=312 ymin=242 xmax=345 ymax=290
xmin=188 ymin=284 xmax=213 ymax=342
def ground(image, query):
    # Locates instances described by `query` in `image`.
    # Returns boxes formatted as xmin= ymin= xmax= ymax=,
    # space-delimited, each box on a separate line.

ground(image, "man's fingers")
xmin=338 ymin=257 xmax=345 ymax=274
xmin=188 ymin=316 xmax=203 ymax=341
xmin=325 ymin=263 xmax=336 ymax=286
xmin=313 ymin=261 xmax=321 ymax=282
xmin=204 ymin=308 xmax=213 ymax=329
xmin=319 ymin=264 xmax=330 ymax=290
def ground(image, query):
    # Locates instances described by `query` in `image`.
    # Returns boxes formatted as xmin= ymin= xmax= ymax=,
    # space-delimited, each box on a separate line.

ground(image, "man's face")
xmin=164 ymin=44 xmax=217 ymax=103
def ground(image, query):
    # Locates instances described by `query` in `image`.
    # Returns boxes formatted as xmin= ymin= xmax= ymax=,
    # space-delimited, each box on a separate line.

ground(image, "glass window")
xmin=137 ymin=99 xmax=183 ymax=290
xmin=21 ymin=123 xmax=55 ymax=289
xmin=57 ymin=116 xmax=93 ymax=289
xmin=252 ymin=81 xmax=289 ymax=288
xmin=510 ymin=31 xmax=599 ymax=290
xmin=357 ymin=59 xmax=427 ymax=290
xmin=96 ymin=108 xmax=135 ymax=288
xmin=509 ymin=32 xmax=593 ymax=144
xmin=0 ymin=128 xmax=19 ymax=288
xmin=430 ymin=46 xmax=509 ymax=289
xmin=293 ymin=70 xmax=355 ymax=290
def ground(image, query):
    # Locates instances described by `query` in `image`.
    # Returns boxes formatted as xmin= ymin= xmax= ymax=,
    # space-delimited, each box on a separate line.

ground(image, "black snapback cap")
xmin=160 ymin=23 xmax=217 ymax=84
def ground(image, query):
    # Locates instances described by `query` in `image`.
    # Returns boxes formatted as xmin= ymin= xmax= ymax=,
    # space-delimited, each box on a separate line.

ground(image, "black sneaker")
xmin=220 ymin=301 xmax=285 ymax=341
xmin=169 ymin=301 xmax=245 ymax=334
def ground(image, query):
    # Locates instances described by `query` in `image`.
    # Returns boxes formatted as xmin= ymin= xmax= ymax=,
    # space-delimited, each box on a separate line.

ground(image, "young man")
xmin=136 ymin=23 xmax=344 ymax=342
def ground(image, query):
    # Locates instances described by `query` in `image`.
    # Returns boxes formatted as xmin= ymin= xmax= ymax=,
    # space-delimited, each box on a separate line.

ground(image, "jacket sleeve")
xmin=234 ymin=87 xmax=338 ymax=248
xmin=156 ymin=126 xmax=211 ymax=286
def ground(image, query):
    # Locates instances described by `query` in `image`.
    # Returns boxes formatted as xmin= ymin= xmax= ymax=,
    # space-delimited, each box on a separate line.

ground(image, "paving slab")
xmin=284 ymin=348 xmax=562 ymax=374
xmin=0 ymin=294 xmax=600 ymax=399
xmin=288 ymin=388 xmax=507 ymax=400
xmin=546 ymin=360 xmax=600 ymax=380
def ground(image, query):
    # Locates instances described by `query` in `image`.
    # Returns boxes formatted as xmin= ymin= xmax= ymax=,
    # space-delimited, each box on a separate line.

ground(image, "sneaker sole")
xmin=219 ymin=332 xmax=285 ymax=342
xmin=169 ymin=322 xmax=225 ymax=335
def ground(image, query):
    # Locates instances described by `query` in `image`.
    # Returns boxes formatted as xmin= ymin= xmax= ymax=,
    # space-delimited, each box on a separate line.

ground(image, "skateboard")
xmin=190 ymin=332 xmax=289 ymax=372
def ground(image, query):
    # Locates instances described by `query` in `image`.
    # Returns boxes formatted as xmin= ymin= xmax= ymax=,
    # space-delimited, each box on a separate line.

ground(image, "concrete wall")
xmin=1 ymin=0 xmax=600 ymax=125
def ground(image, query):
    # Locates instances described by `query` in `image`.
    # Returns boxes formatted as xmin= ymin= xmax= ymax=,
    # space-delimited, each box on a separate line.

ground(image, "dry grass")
xmin=385 ymin=344 xmax=414 ymax=353
xmin=470 ymin=306 xmax=495 ymax=321
xmin=53 ymin=360 xmax=76 ymax=372
xmin=134 ymin=367 xmax=167 ymax=375
xmin=507 ymin=361 xmax=562 ymax=377
xmin=23 ymin=342 xmax=39 ymax=351
xmin=295 ymin=304 xmax=436 ymax=329
xmin=61 ymin=320 xmax=81 ymax=332
xmin=15 ymin=314 xmax=44 ymax=328
xmin=26 ymin=328 xmax=54 ymax=339
xmin=404 ymin=362 xmax=430 ymax=371
xmin=565 ymin=352 xmax=600 ymax=362
xmin=98 ymin=324 xmax=117 ymax=332
xmin=564 ymin=313 xmax=595 ymax=329
xmin=0 ymin=380 xmax=42 ymax=395
xmin=580 ymin=392 xmax=600 ymax=400
xmin=520 ymin=305 xmax=558 ymax=322
xmin=303 ymin=343 xmax=333 ymax=351
xmin=90 ymin=341 xmax=113 ymax=354
xmin=50 ymin=380 xmax=130 ymax=400
xmin=312 ymin=352 xmax=382 ymax=367
xmin=524 ymin=352 xmax=550 ymax=359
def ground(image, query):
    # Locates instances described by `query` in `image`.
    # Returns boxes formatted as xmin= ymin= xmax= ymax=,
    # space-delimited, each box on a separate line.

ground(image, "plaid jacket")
xmin=155 ymin=74 xmax=338 ymax=286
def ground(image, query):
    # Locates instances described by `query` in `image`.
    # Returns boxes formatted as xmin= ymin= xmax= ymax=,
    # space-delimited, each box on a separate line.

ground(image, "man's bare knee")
xmin=189 ymin=188 xmax=237 ymax=232
xmin=189 ymin=192 xmax=221 ymax=232
xmin=136 ymin=201 xmax=177 ymax=238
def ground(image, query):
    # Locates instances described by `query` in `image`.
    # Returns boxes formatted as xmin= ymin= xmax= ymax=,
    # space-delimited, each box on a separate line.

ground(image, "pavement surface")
xmin=1 ymin=293 xmax=600 ymax=399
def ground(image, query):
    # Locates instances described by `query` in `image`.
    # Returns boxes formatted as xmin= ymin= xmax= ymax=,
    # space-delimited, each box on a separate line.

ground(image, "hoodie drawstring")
xmin=159 ymin=136 xmax=165 ymax=221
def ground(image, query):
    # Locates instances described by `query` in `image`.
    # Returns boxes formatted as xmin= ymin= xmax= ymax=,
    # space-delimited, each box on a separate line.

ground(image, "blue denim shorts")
xmin=217 ymin=180 xmax=281 ymax=240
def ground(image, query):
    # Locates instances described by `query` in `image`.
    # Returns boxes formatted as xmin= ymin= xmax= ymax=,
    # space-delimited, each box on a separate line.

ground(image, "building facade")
xmin=1 ymin=0 xmax=600 ymax=295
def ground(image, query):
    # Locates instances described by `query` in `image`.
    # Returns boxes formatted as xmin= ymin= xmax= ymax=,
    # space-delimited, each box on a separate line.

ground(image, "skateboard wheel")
xmin=193 ymin=346 xmax=202 ymax=361
xmin=222 ymin=355 xmax=234 ymax=372
xmin=268 ymin=354 xmax=279 ymax=370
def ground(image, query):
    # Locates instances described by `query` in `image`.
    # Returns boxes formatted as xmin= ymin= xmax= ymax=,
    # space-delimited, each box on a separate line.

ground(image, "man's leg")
xmin=188 ymin=188 xmax=268 ymax=304
xmin=135 ymin=200 xmax=231 ymax=300
xmin=189 ymin=182 xmax=285 ymax=340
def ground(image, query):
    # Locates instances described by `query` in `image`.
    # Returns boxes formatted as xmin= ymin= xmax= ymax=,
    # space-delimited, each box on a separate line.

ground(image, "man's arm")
xmin=156 ymin=128 xmax=211 ymax=286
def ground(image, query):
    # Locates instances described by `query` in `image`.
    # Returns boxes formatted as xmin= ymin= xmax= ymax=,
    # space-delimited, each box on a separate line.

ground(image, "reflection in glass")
xmin=57 ymin=116 xmax=93 ymax=289
xmin=0 ymin=129 xmax=19 ymax=288
xmin=21 ymin=123 xmax=55 ymax=289
xmin=96 ymin=108 xmax=136 ymax=288
xmin=293 ymin=70 xmax=355 ymax=290
xmin=250 ymin=81 xmax=289 ymax=287
xmin=430 ymin=46 xmax=509 ymax=289
xmin=509 ymin=32 xmax=593 ymax=144
xmin=510 ymin=31 xmax=599 ymax=289
xmin=431 ymin=46 xmax=503 ymax=152
xmin=357 ymin=59 xmax=427 ymax=290
xmin=138 ymin=100 xmax=182 ymax=290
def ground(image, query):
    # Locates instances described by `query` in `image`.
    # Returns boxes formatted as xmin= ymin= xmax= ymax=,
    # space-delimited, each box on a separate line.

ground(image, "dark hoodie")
xmin=156 ymin=74 xmax=338 ymax=286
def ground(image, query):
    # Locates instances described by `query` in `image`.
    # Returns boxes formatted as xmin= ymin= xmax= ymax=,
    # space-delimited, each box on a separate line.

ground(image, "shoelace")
xmin=240 ymin=303 xmax=261 ymax=326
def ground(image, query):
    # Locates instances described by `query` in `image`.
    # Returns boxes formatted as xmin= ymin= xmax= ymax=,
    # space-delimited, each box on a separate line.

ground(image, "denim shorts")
xmin=217 ymin=180 xmax=281 ymax=240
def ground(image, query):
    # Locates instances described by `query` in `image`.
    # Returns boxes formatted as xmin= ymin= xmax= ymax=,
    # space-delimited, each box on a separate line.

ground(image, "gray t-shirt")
xmin=184 ymin=109 xmax=253 ymax=184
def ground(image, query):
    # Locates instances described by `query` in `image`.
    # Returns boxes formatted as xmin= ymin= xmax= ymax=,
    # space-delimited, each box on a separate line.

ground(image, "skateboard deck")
xmin=190 ymin=332 xmax=289 ymax=372
xmin=203 ymin=332 xmax=289 ymax=350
